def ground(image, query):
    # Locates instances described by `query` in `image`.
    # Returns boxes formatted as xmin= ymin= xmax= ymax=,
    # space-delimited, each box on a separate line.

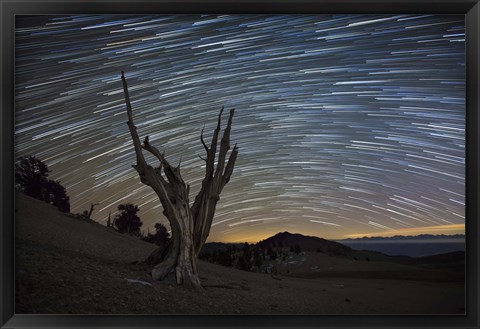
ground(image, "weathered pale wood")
xmin=191 ymin=108 xmax=239 ymax=254
xmin=121 ymin=72 xmax=237 ymax=289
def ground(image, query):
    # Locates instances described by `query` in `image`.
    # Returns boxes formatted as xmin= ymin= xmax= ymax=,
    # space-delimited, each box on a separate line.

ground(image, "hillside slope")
xmin=15 ymin=192 xmax=464 ymax=314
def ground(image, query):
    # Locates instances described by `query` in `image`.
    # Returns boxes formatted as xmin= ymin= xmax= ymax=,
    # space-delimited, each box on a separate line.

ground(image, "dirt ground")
xmin=15 ymin=192 xmax=465 ymax=315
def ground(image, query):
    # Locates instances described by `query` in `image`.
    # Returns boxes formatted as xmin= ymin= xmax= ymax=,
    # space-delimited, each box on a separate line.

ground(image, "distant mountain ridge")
xmin=257 ymin=231 xmax=353 ymax=257
xmin=339 ymin=234 xmax=465 ymax=242
xmin=201 ymin=232 xmax=355 ymax=258
xmin=203 ymin=231 xmax=465 ymax=259
xmin=337 ymin=234 xmax=465 ymax=257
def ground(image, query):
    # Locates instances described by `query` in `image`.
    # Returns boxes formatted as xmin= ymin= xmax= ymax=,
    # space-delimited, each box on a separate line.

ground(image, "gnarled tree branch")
xmin=191 ymin=108 xmax=238 ymax=253
xmin=121 ymin=71 xmax=237 ymax=289
xmin=122 ymin=71 xmax=146 ymax=170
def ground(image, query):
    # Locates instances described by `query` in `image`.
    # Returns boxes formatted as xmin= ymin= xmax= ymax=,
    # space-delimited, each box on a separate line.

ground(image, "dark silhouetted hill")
xmin=258 ymin=231 xmax=353 ymax=257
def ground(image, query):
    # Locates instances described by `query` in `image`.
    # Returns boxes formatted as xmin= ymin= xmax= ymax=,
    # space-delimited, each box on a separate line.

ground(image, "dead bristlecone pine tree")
xmin=121 ymin=71 xmax=238 ymax=290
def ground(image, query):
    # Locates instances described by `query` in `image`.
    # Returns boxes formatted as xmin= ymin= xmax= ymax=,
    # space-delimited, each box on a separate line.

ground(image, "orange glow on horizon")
xmin=342 ymin=223 xmax=465 ymax=239
xmin=207 ymin=223 xmax=465 ymax=243
xmin=208 ymin=231 xmax=281 ymax=244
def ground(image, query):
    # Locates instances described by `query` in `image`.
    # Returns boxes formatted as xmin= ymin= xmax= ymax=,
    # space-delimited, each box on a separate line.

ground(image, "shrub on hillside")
xmin=15 ymin=155 xmax=70 ymax=213
xmin=142 ymin=222 xmax=170 ymax=246
xmin=113 ymin=203 xmax=142 ymax=234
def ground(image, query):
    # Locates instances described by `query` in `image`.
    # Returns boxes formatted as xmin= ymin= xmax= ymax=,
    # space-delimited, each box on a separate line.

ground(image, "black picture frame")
xmin=1 ymin=1 xmax=479 ymax=328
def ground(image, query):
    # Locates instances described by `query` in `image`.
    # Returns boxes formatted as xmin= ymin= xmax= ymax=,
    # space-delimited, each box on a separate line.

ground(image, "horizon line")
xmin=207 ymin=224 xmax=465 ymax=244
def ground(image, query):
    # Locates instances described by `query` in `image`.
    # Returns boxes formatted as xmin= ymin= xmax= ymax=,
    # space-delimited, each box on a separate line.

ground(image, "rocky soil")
xmin=15 ymin=192 xmax=465 ymax=314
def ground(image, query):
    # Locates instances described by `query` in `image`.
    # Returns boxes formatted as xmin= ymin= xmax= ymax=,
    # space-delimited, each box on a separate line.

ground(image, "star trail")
xmin=15 ymin=14 xmax=465 ymax=242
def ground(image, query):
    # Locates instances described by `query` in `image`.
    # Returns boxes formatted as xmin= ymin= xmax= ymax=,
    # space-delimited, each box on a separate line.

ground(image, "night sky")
xmin=15 ymin=14 xmax=465 ymax=242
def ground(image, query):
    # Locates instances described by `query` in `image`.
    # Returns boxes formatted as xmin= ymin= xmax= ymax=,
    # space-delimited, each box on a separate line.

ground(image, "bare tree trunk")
xmin=121 ymin=72 xmax=237 ymax=289
xmin=191 ymin=106 xmax=238 ymax=254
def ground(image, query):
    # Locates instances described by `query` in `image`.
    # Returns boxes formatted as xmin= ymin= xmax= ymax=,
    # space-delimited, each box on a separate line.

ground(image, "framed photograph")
xmin=1 ymin=1 xmax=479 ymax=328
